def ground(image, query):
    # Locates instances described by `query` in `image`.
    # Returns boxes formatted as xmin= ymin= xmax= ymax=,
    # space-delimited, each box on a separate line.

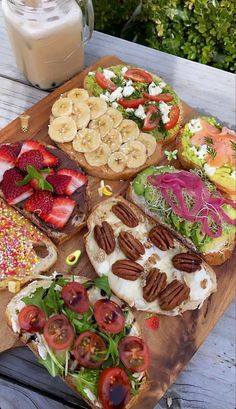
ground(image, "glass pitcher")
xmin=2 ymin=0 xmax=94 ymax=90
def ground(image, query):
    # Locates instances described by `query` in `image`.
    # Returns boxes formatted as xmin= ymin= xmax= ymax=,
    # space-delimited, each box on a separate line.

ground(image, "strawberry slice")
xmin=1 ymin=168 xmax=33 ymax=205
xmin=40 ymin=196 xmax=76 ymax=229
xmin=17 ymin=149 xmax=44 ymax=171
xmin=145 ymin=315 xmax=160 ymax=331
xmin=25 ymin=191 xmax=54 ymax=215
xmin=0 ymin=145 xmax=17 ymax=182
xmin=46 ymin=174 xmax=71 ymax=195
xmin=18 ymin=140 xmax=59 ymax=167
xmin=57 ymin=168 xmax=87 ymax=195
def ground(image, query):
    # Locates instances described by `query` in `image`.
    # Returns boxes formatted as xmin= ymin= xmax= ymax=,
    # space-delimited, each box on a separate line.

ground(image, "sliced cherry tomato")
xmin=164 ymin=104 xmax=180 ymax=130
xmin=73 ymin=331 xmax=107 ymax=369
xmin=95 ymin=71 xmax=117 ymax=91
xmin=119 ymin=336 xmax=150 ymax=372
xmin=142 ymin=105 xmax=159 ymax=131
xmin=124 ymin=68 xmax=152 ymax=84
xmin=18 ymin=305 xmax=45 ymax=333
xmin=98 ymin=367 xmax=130 ymax=409
xmin=143 ymin=91 xmax=173 ymax=103
xmin=118 ymin=97 xmax=145 ymax=109
xmin=43 ymin=314 xmax=74 ymax=350
xmin=94 ymin=299 xmax=125 ymax=334
xmin=61 ymin=282 xmax=90 ymax=314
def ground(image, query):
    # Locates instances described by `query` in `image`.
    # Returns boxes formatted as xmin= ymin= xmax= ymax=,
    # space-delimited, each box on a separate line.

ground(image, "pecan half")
xmin=112 ymin=202 xmax=139 ymax=227
xmin=143 ymin=268 xmax=167 ymax=302
xmin=159 ymin=280 xmax=190 ymax=311
xmin=148 ymin=225 xmax=174 ymax=251
xmin=172 ymin=252 xmax=202 ymax=273
xmin=112 ymin=259 xmax=143 ymax=281
xmin=118 ymin=231 xmax=145 ymax=261
xmin=94 ymin=221 xmax=115 ymax=255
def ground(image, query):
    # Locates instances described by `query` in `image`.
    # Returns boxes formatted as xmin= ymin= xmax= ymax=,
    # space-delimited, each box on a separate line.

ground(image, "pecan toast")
xmin=84 ymin=197 xmax=217 ymax=315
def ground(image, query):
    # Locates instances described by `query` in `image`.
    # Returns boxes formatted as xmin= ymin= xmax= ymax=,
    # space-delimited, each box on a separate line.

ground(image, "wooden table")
xmin=0 ymin=5 xmax=235 ymax=409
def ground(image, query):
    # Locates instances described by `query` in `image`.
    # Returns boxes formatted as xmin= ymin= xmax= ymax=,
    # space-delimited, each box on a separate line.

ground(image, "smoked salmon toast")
xmin=177 ymin=116 xmax=236 ymax=200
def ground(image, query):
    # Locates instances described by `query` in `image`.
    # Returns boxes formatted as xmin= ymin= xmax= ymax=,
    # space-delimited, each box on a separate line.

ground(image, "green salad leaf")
xmin=63 ymin=306 xmax=96 ymax=334
xmin=73 ymin=369 xmax=101 ymax=399
xmin=94 ymin=275 xmax=112 ymax=298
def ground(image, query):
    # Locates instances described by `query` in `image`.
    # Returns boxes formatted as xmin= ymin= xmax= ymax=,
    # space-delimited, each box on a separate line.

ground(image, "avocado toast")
xmin=84 ymin=65 xmax=183 ymax=144
xmin=128 ymin=166 xmax=236 ymax=266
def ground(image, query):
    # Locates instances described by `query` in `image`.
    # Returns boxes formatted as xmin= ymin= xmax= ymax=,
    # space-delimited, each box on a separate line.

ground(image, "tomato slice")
xmin=124 ymin=68 xmax=152 ymax=84
xmin=61 ymin=282 xmax=90 ymax=314
xmin=94 ymin=299 xmax=125 ymax=334
xmin=95 ymin=71 xmax=117 ymax=91
xmin=143 ymin=91 xmax=173 ymax=103
xmin=18 ymin=305 xmax=45 ymax=333
xmin=142 ymin=105 xmax=159 ymax=131
xmin=98 ymin=367 xmax=130 ymax=409
xmin=118 ymin=97 xmax=145 ymax=109
xmin=119 ymin=336 xmax=150 ymax=372
xmin=164 ymin=104 xmax=180 ymax=130
xmin=73 ymin=331 xmax=107 ymax=368
xmin=43 ymin=314 xmax=74 ymax=350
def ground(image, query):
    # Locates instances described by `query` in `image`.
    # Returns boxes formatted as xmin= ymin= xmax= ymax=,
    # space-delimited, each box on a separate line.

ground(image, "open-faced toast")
xmin=6 ymin=275 xmax=149 ymax=409
xmin=84 ymin=64 xmax=183 ymax=144
xmin=128 ymin=165 xmax=236 ymax=266
xmin=0 ymin=140 xmax=89 ymax=244
xmin=85 ymin=196 xmax=217 ymax=315
xmin=0 ymin=198 xmax=57 ymax=290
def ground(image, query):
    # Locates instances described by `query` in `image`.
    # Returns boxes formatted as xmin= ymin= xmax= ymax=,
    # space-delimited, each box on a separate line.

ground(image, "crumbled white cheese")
xmin=126 ymin=107 xmax=135 ymax=113
xmin=121 ymin=66 xmax=128 ymax=76
xmin=122 ymin=85 xmax=135 ymax=97
xmin=100 ymin=94 xmax=110 ymax=102
xmin=148 ymin=81 xmax=162 ymax=96
xmin=159 ymin=101 xmax=171 ymax=124
xmin=88 ymin=71 xmax=94 ymax=76
xmin=191 ymin=144 xmax=208 ymax=159
xmin=188 ymin=118 xmax=202 ymax=133
xmin=109 ymin=87 xmax=123 ymax=102
xmin=231 ymin=170 xmax=236 ymax=180
xmin=55 ymin=284 xmax=62 ymax=292
xmin=103 ymin=69 xmax=116 ymax=80
xmin=134 ymin=104 xmax=146 ymax=120
xmin=111 ymin=102 xmax=118 ymax=109
xmin=204 ymin=163 xmax=216 ymax=177
xmin=125 ymin=80 xmax=133 ymax=86
xmin=159 ymin=81 xmax=166 ymax=88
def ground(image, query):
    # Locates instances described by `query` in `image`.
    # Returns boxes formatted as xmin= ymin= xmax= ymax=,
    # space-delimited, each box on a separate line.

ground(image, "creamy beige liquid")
xmin=2 ymin=0 xmax=84 ymax=89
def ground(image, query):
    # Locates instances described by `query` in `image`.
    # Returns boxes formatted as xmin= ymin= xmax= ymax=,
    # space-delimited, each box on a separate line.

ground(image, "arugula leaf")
xmin=94 ymin=276 xmax=112 ymax=297
xmin=22 ymin=281 xmax=64 ymax=317
xmin=99 ymin=331 xmax=126 ymax=366
xmin=39 ymin=355 xmax=60 ymax=378
xmin=73 ymin=369 xmax=101 ymax=399
xmin=22 ymin=287 xmax=48 ymax=313
xmin=63 ymin=307 xmax=96 ymax=334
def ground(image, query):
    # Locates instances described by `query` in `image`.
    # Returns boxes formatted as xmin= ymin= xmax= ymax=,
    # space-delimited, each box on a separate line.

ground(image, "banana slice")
xmin=108 ymin=151 xmax=127 ymax=173
xmin=85 ymin=143 xmax=111 ymax=167
xmin=51 ymin=97 xmax=73 ymax=117
xmin=120 ymin=141 xmax=147 ymax=168
xmin=87 ymin=97 xmax=107 ymax=120
xmin=89 ymin=114 xmax=114 ymax=137
xmin=73 ymin=129 xmax=101 ymax=153
xmin=73 ymin=102 xmax=90 ymax=129
xmin=118 ymin=119 xmax=140 ymax=142
xmin=67 ymin=88 xmax=89 ymax=102
xmin=137 ymin=132 xmax=157 ymax=157
xmin=102 ymin=129 xmax=122 ymax=152
xmin=48 ymin=116 xmax=77 ymax=143
xmin=106 ymin=107 xmax=123 ymax=128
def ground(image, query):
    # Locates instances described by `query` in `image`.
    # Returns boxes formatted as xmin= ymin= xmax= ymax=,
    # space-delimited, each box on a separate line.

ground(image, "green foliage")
xmin=93 ymin=0 xmax=236 ymax=72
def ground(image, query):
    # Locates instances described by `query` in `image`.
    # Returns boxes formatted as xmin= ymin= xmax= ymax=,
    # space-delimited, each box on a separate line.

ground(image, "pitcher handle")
xmin=79 ymin=0 xmax=94 ymax=44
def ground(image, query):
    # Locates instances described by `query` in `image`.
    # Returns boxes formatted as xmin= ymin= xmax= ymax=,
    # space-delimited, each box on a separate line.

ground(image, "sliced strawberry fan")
xmin=0 ymin=144 xmax=18 ymax=182
xmin=57 ymin=168 xmax=88 ymax=195
xmin=1 ymin=168 xmax=33 ymax=205
xmin=40 ymin=197 xmax=76 ymax=229
xmin=18 ymin=140 xmax=59 ymax=167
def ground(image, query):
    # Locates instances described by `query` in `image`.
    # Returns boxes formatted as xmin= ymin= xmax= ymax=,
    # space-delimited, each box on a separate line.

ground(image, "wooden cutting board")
xmin=0 ymin=56 xmax=235 ymax=408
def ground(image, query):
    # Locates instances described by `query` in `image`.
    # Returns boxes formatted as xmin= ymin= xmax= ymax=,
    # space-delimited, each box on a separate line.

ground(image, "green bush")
xmin=93 ymin=0 xmax=236 ymax=72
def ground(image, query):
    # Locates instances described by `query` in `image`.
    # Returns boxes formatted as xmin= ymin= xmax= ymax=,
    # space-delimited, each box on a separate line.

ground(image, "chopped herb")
xmin=206 ymin=146 xmax=217 ymax=159
xmin=204 ymin=136 xmax=214 ymax=145
xmin=231 ymin=140 xmax=236 ymax=157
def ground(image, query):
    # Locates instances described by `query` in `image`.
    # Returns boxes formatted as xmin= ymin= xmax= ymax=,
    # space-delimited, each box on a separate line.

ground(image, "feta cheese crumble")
xmin=159 ymin=81 xmax=166 ymax=88
xmin=188 ymin=118 xmax=202 ymax=133
xmin=111 ymin=102 xmax=118 ymax=109
xmin=148 ymin=81 xmax=162 ymax=96
xmin=204 ymin=163 xmax=216 ymax=177
xmin=121 ymin=66 xmax=128 ymax=76
xmin=159 ymin=101 xmax=171 ymax=124
xmin=231 ymin=170 xmax=236 ymax=180
xmin=126 ymin=108 xmax=135 ymax=113
xmin=103 ymin=69 xmax=116 ymax=80
xmin=191 ymin=144 xmax=208 ymax=159
xmin=109 ymin=87 xmax=123 ymax=102
xmin=122 ymin=85 xmax=135 ymax=97
xmin=88 ymin=71 xmax=94 ymax=76
xmin=134 ymin=105 xmax=146 ymax=120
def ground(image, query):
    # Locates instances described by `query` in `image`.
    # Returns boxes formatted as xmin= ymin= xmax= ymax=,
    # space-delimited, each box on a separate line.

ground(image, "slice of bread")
xmin=84 ymin=196 xmax=217 ymax=315
xmin=6 ymin=277 xmax=149 ymax=409
xmin=0 ymin=198 xmax=57 ymax=290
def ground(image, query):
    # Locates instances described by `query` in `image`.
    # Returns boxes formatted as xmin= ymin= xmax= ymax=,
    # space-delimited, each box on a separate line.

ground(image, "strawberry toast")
xmin=0 ymin=140 xmax=88 ymax=244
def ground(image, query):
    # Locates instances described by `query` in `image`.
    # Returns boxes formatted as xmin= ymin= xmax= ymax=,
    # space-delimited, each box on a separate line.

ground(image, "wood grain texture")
xmin=0 ymin=55 xmax=235 ymax=409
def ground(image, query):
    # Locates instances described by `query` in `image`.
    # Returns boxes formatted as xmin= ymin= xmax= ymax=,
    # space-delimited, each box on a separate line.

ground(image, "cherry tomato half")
xmin=61 ymin=282 xmax=90 ymax=314
xmin=95 ymin=71 xmax=117 ymax=92
xmin=18 ymin=305 xmax=46 ymax=333
xmin=164 ymin=104 xmax=180 ymax=130
xmin=73 ymin=331 xmax=107 ymax=368
xmin=94 ymin=299 xmax=125 ymax=334
xmin=124 ymin=68 xmax=152 ymax=84
xmin=142 ymin=105 xmax=159 ymax=131
xmin=118 ymin=336 xmax=150 ymax=372
xmin=43 ymin=314 xmax=74 ymax=350
xmin=98 ymin=367 xmax=130 ymax=409
xmin=143 ymin=91 xmax=173 ymax=103
xmin=118 ymin=97 xmax=145 ymax=109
